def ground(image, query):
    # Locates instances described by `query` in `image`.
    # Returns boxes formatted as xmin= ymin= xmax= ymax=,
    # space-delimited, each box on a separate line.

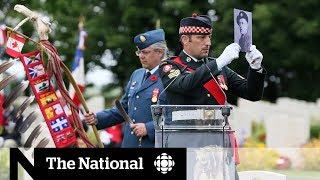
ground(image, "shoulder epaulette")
xmin=160 ymin=56 xmax=177 ymax=66
xmin=207 ymin=57 xmax=216 ymax=61
xmin=169 ymin=56 xmax=178 ymax=60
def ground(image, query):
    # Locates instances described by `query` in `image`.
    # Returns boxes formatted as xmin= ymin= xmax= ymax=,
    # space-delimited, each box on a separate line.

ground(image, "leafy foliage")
xmin=238 ymin=148 xmax=280 ymax=170
xmin=301 ymin=139 xmax=320 ymax=170
xmin=242 ymin=121 xmax=266 ymax=148
xmin=0 ymin=149 xmax=9 ymax=179
xmin=1 ymin=0 xmax=319 ymax=102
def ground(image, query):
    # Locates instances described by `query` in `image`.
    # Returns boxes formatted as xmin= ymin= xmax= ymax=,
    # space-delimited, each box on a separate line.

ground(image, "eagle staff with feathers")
xmin=1 ymin=4 xmax=104 ymax=149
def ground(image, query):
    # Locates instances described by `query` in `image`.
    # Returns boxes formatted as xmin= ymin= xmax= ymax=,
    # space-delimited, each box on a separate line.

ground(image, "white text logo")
xmin=154 ymin=153 xmax=175 ymax=174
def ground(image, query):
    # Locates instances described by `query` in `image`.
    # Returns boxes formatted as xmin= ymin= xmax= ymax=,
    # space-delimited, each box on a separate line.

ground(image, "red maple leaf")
xmin=11 ymin=40 xmax=18 ymax=48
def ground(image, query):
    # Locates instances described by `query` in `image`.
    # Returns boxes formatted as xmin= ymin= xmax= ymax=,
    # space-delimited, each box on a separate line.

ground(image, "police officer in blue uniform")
xmin=84 ymin=29 xmax=168 ymax=147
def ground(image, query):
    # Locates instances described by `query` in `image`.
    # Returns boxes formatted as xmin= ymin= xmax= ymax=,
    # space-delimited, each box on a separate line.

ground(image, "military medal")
xmin=151 ymin=88 xmax=160 ymax=103
xmin=217 ymin=75 xmax=228 ymax=90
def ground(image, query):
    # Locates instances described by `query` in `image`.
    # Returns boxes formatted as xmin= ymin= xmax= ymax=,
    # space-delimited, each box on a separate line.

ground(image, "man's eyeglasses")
xmin=135 ymin=49 xmax=154 ymax=56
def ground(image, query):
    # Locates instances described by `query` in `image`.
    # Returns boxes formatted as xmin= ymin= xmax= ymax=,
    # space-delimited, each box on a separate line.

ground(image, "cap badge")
xmin=139 ymin=35 xmax=146 ymax=42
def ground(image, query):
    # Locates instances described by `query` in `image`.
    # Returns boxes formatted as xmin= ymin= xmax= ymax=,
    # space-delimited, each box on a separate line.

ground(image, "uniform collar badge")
xmin=186 ymin=57 xmax=191 ymax=62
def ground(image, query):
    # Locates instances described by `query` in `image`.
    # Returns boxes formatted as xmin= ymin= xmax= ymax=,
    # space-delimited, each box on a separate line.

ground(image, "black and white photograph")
xmin=234 ymin=9 xmax=252 ymax=52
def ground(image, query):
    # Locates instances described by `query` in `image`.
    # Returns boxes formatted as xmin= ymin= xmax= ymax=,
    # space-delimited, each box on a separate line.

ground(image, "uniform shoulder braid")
xmin=169 ymin=56 xmax=178 ymax=60
xmin=161 ymin=56 xmax=186 ymax=68
xmin=206 ymin=57 xmax=216 ymax=62
xmin=159 ymin=56 xmax=178 ymax=66
xmin=159 ymin=56 xmax=187 ymax=74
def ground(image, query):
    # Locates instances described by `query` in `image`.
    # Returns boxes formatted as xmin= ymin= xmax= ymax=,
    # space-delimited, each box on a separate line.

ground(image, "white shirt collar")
xmin=146 ymin=65 xmax=159 ymax=75
xmin=183 ymin=50 xmax=202 ymax=62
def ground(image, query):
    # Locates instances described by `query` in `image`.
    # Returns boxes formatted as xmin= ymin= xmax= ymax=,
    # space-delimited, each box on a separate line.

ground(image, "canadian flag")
xmin=6 ymin=33 xmax=26 ymax=58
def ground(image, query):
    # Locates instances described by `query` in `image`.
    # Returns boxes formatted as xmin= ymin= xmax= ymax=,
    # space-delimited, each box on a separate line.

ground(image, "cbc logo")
xmin=154 ymin=153 xmax=175 ymax=174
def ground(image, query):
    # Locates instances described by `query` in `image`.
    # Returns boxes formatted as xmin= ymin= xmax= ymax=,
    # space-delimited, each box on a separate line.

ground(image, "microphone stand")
xmin=202 ymin=59 xmax=230 ymax=179
xmin=222 ymin=104 xmax=231 ymax=155
xmin=221 ymin=105 xmax=231 ymax=180
xmin=152 ymin=66 xmax=186 ymax=148
xmin=152 ymin=104 xmax=163 ymax=148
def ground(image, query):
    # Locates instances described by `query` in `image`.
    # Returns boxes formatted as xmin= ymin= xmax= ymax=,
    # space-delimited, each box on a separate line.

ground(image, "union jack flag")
xmin=50 ymin=116 xmax=69 ymax=133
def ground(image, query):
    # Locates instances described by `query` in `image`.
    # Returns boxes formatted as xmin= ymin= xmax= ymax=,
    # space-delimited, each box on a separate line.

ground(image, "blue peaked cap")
xmin=134 ymin=29 xmax=165 ymax=50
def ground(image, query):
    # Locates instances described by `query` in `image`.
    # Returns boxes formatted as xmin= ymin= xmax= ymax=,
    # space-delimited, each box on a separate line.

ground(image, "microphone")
xmin=201 ymin=59 xmax=232 ymax=124
xmin=152 ymin=66 xmax=186 ymax=148
xmin=153 ymin=66 xmax=187 ymax=117
xmin=201 ymin=58 xmax=228 ymax=105
xmin=201 ymin=58 xmax=232 ymax=169
xmin=221 ymin=105 xmax=231 ymax=125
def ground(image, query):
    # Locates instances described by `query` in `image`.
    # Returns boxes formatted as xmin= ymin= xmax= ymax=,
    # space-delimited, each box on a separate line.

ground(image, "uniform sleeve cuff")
xmin=253 ymin=67 xmax=263 ymax=73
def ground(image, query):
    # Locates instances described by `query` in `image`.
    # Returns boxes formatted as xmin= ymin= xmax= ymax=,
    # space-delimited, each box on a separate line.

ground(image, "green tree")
xmin=1 ymin=0 xmax=319 ymax=102
xmin=214 ymin=0 xmax=320 ymax=102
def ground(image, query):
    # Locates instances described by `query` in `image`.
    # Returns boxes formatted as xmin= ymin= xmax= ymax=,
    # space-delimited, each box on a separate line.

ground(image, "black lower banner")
xmin=10 ymin=147 xmax=237 ymax=179
xmin=10 ymin=148 xmax=186 ymax=179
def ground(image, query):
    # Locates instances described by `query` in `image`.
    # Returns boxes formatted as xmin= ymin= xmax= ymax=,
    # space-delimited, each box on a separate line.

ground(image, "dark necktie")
xmin=144 ymin=72 xmax=151 ymax=82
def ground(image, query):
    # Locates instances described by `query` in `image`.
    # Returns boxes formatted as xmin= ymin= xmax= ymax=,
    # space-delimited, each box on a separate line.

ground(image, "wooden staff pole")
xmin=61 ymin=62 xmax=104 ymax=148
xmin=6 ymin=26 xmax=40 ymax=45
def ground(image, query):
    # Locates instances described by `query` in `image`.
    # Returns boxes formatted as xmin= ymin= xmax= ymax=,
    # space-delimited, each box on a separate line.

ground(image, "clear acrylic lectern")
xmin=151 ymin=105 xmax=237 ymax=180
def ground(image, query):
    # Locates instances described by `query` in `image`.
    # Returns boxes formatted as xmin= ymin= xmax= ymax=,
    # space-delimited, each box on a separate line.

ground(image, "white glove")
xmin=216 ymin=43 xmax=241 ymax=70
xmin=245 ymin=45 xmax=263 ymax=69
xmin=99 ymin=130 xmax=112 ymax=145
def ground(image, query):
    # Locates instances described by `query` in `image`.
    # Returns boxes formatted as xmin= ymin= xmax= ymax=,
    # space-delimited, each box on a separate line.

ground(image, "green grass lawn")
xmin=272 ymin=170 xmax=320 ymax=180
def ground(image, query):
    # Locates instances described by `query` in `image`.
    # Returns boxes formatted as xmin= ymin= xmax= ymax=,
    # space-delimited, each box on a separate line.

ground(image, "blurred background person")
xmin=0 ymin=106 xmax=22 ymax=148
